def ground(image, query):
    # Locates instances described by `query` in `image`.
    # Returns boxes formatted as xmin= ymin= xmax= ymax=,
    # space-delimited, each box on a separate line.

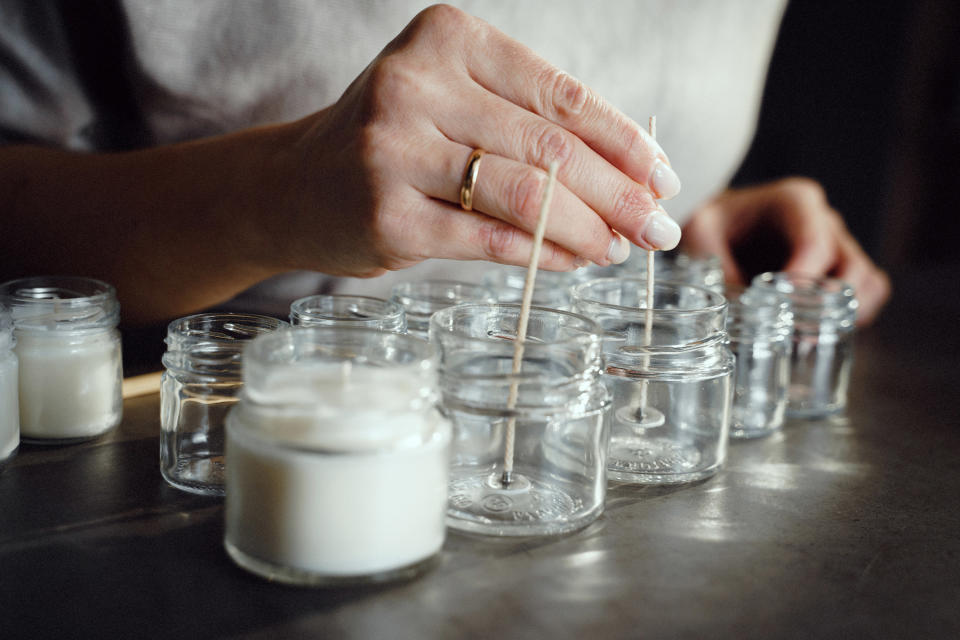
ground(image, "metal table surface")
xmin=2 ymin=266 xmax=958 ymax=640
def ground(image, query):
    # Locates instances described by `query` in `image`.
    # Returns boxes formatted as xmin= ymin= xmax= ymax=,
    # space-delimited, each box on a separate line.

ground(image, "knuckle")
xmin=506 ymin=169 xmax=545 ymax=227
xmin=611 ymin=184 xmax=655 ymax=224
xmin=366 ymin=55 xmax=419 ymax=106
xmin=780 ymin=176 xmax=826 ymax=206
xmin=531 ymin=125 xmax=573 ymax=170
xmin=417 ymin=4 xmax=470 ymax=30
xmin=540 ymin=68 xmax=590 ymax=119
xmin=479 ymin=221 xmax=522 ymax=261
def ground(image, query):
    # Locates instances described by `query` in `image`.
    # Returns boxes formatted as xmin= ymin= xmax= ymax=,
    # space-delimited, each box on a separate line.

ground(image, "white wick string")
xmin=639 ymin=116 xmax=657 ymax=413
xmin=502 ymin=160 xmax=560 ymax=486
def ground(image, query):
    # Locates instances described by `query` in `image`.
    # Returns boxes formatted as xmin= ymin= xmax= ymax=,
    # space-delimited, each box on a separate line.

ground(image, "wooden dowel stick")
xmin=502 ymin=160 xmax=560 ymax=486
xmin=122 ymin=371 xmax=163 ymax=399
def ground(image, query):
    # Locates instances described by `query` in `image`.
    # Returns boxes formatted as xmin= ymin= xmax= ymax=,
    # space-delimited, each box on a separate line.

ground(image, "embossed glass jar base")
xmin=159 ymin=452 xmax=226 ymax=496
xmin=446 ymin=413 xmax=607 ymax=537
xmin=604 ymin=375 xmax=729 ymax=484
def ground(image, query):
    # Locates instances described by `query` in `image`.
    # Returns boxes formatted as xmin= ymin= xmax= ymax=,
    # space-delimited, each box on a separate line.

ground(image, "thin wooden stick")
xmin=501 ymin=160 xmax=560 ymax=486
xmin=638 ymin=116 xmax=657 ymax=413
xmin=122 ymin=371 xmax=163 ymax=399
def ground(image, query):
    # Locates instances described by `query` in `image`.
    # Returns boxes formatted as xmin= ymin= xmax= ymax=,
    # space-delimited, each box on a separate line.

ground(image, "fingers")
xmin=827 ymin=216 xmax=891 ymax=326
xmin=414 ymin=142 xmax=630 ymax=266
xmin=463 ymin=30 xmax=678 ymax=198
xmin=680 ymin=203 xmax=745 ymax=284
xmin=388 ymin=188 xmax=580 ymax=270
xmin=432 ymin=84 xmax=680 ymax=251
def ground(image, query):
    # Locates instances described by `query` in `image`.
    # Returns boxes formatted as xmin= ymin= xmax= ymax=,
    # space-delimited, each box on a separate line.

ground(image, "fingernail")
xmin=643 ymin=207 xmax=682 ymax=250
xmin=606 ymin=234 xmax=631 ymax=265
xmin=573 ymin=256 xmax=590 ymax=269
xmin=650 ymin=160 xmax=681 ymax=200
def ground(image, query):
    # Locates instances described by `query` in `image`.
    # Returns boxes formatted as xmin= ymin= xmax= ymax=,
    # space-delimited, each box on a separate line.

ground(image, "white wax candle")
xmin=225 ymin=364 xmax=450 ymax=578
xmin=15 ymin=330 xmax=122 ymax=440
xmin=0 ymin=352 xmax=18 ymax=460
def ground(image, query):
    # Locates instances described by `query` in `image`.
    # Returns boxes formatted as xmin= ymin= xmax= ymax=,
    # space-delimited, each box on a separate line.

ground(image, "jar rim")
xmin=390 ymin=279 xmax=496 ymax=308
xmin=429 ymin=303 xmax=602 ymax=349
xmin=753 ymin=272 xmax=856 ymax=302
xmin=289 ymin=294 xmax=404 ymax=325
xmin=571 ymin=277 xmax=727 ymax=315
xmin=166 ymin=312 xmax=287 ymax=346
xmin=0 ymin=276 xmax=119 ymax=330
xmin=244 ymin=325 xmax=434 ymax=368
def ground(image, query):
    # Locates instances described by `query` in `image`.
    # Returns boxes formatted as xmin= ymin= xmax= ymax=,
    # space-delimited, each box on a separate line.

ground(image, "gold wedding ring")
xmin=459 ymin=148 xmax=486 ymax=211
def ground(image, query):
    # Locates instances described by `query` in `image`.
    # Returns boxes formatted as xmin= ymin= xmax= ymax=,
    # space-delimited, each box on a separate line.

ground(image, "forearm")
xmin=0 ymin=123 xmax=298 ymax=324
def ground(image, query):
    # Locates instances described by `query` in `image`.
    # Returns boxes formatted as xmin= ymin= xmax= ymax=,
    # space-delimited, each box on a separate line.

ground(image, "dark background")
xmin=733 ymin=0 xmax=960 ymax=271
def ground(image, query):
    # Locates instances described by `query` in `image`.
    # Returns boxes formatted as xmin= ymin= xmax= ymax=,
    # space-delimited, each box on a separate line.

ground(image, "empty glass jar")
xmin=0 ymin=276 xmax=122 ymax=443
xmin=571 ymin=278 xmax=734 ymax=484
xmin=752 ymin=272 xmax=858 ymax=418
xmin=482 ymin=265 xmax=588 ymax=310
xmin=224 ymin=327 xmax=450 ymax=586
xmin=0 ymin=306 xmax=18 ymax=466
xmin=725 ymin=285 xmax=793 ymax=439
xmin=390 ymin=280 xmax=496 ymax=338
xmin=289 ymin=294 xmax=406 ymax=332
xmin=430 ymin=304 xmax=610 ymax=537
xmin=161 ymin=313 xmax=286 ymax=495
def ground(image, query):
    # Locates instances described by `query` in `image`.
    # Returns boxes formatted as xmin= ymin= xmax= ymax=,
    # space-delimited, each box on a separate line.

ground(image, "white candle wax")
xmin=0 ymin=352 xmax=18 ymax=460
xmin=225 ymin=363 xmax=450 ymax=579
xmin=15 ymin=330 xmax=122 ymax=440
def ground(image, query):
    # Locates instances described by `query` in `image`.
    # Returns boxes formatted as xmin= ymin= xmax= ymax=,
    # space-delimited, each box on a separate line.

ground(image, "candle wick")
xmin=638 ymin=116 xmax=657 ymax=416
xmin=501 ymin=160 xmax=559 ymax=488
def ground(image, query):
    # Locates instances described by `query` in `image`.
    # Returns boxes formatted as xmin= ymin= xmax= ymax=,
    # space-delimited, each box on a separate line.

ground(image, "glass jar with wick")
xmin=289 ymin=294 xmax=406 ymax=332
xmin=571 ymin=277 xmax=734 ymax=484
xmin=0 ymin=304 xmax=19 ymax=466
xmin=430 ymin=303 xmax=610 ymax=537
xmin=751 ymin=272 xmax=858 ymax=418
xmin=224 ymin=327 xmax=450 ymax=585
xmin=0 ymin=276 xmax=122 ymax=443
xmin=160 ymin=312 xmax=287 ymax=495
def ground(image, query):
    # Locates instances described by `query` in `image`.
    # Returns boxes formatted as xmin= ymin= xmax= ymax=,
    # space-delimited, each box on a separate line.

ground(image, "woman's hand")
xmin=681 ymin=178 xmax=891 ymax=325
xmin=273 ymin=4 xmax=682 ymax=279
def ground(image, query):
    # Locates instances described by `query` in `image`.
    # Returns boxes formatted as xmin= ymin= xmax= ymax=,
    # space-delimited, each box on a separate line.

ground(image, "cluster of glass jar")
xmin=209 ymin=253 xmax=859 ymax=586
xmin=0 ymin=261 xmax=857 ymax=587
xmin=0 ymin=277 xmax=125 ymax=468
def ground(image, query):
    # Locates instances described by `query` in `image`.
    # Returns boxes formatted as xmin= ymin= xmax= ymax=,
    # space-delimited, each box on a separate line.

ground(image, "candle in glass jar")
xmin=224 ymin=328 xmax=450 ymax=585
xmin=0 ymin=277 xmax=122 ymax=443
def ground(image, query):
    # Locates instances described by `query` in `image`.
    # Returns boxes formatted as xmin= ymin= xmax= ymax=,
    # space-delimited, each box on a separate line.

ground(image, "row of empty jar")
xmin=0 ymin=277 xmax=125 ymax=467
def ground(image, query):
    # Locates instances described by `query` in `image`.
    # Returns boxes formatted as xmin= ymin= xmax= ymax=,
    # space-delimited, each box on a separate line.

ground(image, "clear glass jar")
xmin=482 ymin=265 xmax=588 ymax=310
xmin=752 ymin=272 xmax=858 ymax=418
xmin=725 ymin=285 xmax=793 ymax=439
xmin=430 ymin=304 xmax=610 ymax=537
xmin=0 ymin=305 xmax=19 ymax=466
xmin=160 ymin=313 xmax=286 ymax=496
xmin=571 ymin=277 xmax=734 ymax=484
xmin=390 ymin=280 xmax=496 ymax=339
xmin=224 ymin=327 xmax=450 ymax=586
xmin=289 ymin=294 xmax=406 ymax=332
xmin=590 ymin=250 xmax=725 ymax=292
xmin=0 ymin=276 xmax=122 ymax=443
